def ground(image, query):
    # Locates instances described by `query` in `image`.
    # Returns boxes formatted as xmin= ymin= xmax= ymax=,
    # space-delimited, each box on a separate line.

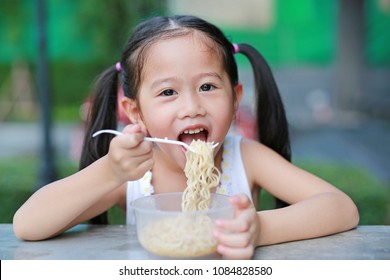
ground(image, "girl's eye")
xmin=160 ymin=89 xmax=176 ymax=96
xmin=199 ymin=84 xmax=215 ymax=92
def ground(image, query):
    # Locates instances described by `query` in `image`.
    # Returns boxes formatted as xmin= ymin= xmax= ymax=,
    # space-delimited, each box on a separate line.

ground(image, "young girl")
xmin=13 ymin=15 xmax=359 ymax=259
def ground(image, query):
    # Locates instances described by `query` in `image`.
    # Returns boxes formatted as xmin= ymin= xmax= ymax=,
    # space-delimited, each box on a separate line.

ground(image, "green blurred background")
xmin=1 ymin=0 xmax=389 ymax=121
xmin=0 ymin=0 xmax=389 ymax=225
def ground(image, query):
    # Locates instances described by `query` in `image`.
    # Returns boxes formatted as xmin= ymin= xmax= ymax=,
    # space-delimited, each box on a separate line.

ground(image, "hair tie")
xmin=232 ymin=44 xmax=239 ymax=54
xmin=115 ymin=62 xmax=121 ymax=72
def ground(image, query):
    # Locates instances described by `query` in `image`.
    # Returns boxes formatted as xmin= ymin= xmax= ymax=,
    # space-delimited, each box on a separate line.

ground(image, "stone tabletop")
xmin=1 ymin=224 xmax=389 ymax=260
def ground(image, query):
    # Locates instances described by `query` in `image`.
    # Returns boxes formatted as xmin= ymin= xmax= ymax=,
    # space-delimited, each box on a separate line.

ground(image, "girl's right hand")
xmin=107 ymin=124 xmax=154 ymax=183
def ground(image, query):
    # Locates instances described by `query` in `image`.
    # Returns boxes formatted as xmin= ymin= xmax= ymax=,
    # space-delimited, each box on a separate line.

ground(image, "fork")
xmin=92 ymin=129 xmax=219 ymax=153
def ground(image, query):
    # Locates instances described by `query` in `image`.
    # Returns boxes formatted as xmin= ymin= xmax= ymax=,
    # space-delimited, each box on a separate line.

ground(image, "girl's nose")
xmin=177 ymin=92 xmax=206 ymax=119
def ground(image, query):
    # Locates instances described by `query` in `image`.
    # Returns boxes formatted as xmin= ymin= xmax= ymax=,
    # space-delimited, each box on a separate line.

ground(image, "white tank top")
xmin=126 ymin=135 xmax=251 ymax=225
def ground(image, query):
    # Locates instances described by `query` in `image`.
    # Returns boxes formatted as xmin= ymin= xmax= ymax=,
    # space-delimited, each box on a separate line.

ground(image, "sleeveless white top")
xmin=126 ymin=135 xmax=251 ymax=225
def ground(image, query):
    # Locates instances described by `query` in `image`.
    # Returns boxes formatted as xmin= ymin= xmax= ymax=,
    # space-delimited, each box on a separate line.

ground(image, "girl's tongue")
xmin=179 ymin=131 xmax=207 ymax=146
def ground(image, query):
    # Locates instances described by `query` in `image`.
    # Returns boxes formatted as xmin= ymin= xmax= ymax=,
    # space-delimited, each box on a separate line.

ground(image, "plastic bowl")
xmin=131 ymin=192 xmax=234 ymax=258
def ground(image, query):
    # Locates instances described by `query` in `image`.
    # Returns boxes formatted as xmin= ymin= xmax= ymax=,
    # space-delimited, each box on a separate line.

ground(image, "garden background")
xmin=0 ymin=0 xmax=389 ymax=225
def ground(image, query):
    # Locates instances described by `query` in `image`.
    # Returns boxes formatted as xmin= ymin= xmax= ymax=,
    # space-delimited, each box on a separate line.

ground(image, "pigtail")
xmin=79 ymin=65 xmax=119 ymax=224
xmin=236 ymin=44 xmax=291 ymax=162
xmin=237 ymin=44 xmax=291 ymax=208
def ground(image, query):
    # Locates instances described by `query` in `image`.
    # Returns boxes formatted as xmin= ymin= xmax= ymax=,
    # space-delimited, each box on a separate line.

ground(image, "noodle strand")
xmin=139 ymin=140 xmax=222 ymax=258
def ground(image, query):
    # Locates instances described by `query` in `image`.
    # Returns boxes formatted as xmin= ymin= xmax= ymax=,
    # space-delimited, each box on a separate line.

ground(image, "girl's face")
xmin=127 ymin=32 xmax=241 ymax=167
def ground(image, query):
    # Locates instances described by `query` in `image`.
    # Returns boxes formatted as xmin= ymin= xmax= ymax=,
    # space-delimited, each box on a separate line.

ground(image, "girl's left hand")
xmin=214 ymin=193 xmax=260 ymax=259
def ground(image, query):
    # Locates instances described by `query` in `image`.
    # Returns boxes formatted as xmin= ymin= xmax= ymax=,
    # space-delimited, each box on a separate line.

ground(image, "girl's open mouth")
xmin=178 ymin=127 xmax=209 ymax=147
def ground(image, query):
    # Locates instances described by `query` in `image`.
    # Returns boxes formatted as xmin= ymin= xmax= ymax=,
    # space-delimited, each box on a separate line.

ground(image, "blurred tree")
xmin=0 ymin=0 xmax=36 ymax=62
xmin=75 ymin=0 xmax=166 ymax=64
xmin=366 ymin=0 xmax=390 ymax=66
xmin=0 ymin=0 xmax=166 ymax=64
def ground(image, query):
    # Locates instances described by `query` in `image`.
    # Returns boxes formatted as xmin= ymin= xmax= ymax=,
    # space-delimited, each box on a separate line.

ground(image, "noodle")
xmin=139 ymin=140 xmax=222 ymax=258
xmin=139 ymin=215 xmax=217 ymax=258
xmin=182 ymin=140 xmax=221 ymax=211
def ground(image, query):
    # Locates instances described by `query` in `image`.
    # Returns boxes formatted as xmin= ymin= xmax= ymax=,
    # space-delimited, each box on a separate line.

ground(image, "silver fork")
xmin=92 ymin=129 xmax=219 ymax=153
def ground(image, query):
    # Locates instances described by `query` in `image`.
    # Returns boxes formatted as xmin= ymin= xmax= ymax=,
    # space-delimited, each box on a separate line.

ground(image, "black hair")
xmin=236 ymin=44 xmax=291 ymax=162
xmin=80 ymin=15 xmax=290 ymax=224
xmin=236 ymin=44 xmax=290 ymax=208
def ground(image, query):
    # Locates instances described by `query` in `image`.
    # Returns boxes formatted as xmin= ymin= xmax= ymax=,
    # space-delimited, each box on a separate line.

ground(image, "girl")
xmin=13 ymin=15 xmax=359 ymax=259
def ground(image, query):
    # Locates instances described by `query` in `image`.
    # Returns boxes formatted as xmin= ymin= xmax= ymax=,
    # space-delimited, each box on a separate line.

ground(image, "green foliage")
xmin=108 ymin=205 xmax=126 ymax=225
xmin=0 ymin=156 xmax=125 ymax=224
xmin=297 ymin=162 xmax=390 ymax=225
xmin=297 ymin=161 xmax=390 ymax=225
xmin=0 ymin=0 xmax=167 ymax=122
xmin=366 ymin=0 xmax=390 ymax=65
xmin=259 ymin=161 xmax=390 ymax=225
xmin=51 ymin=61 xmax=107 ymax=122
xmin=0 ymin=0 xmax=167 ymax=63
xmin=0 ymin=157 xmax=37 ymax=223
xmin=0 ymin=156 xmax=78 ymax=223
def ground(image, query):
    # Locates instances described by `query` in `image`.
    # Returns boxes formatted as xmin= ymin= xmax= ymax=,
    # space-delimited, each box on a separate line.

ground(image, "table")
xmin=1 ymin=224 xmax=389 ymax=260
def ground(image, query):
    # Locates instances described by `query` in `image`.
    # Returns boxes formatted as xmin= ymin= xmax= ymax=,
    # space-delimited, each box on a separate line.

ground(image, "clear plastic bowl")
xmin=131 ymin=192 xmax=234 ymax=258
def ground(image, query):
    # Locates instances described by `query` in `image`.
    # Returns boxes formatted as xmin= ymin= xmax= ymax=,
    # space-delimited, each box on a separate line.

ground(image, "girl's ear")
xmin=120 ymin=96 xmax=145 ymax=127
xmin=234 ymin=83 xmax=243 ymax=112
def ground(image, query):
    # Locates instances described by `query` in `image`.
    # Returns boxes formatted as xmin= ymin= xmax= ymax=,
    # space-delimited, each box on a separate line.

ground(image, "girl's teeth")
xmin=184 ymin=128 xmax=204 ymax=134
